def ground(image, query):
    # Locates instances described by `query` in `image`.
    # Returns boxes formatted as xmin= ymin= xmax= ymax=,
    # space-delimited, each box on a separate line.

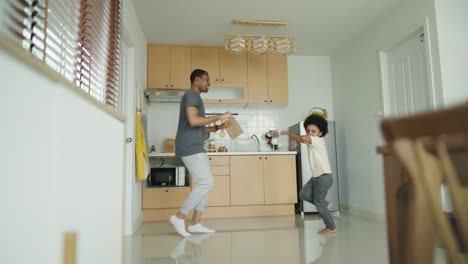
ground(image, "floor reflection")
xmin=124 ymin=213 xmax=389 ymax=264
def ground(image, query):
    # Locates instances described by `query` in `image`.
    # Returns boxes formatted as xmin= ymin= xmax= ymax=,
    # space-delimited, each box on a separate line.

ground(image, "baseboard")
xmin=142 ymin=204 xmax=295 ymax=222
xmin=340 ymin=204 xmax=386 ymax=222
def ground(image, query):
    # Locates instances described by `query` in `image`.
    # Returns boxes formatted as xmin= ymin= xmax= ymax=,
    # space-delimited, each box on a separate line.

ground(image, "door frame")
xmin=378 ymin=18 xmax=442 ymax=117
xmin=121 ymin=27 xmax=142 ymax=237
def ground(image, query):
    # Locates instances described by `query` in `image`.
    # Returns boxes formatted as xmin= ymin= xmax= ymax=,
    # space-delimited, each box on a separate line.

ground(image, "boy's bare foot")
xmin=318 ymin=228 xmax=336 ymax=235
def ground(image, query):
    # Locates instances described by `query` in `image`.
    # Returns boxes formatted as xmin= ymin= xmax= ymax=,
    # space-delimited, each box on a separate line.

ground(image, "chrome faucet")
xmin=251 ymin=134 xmax=260 ymax=152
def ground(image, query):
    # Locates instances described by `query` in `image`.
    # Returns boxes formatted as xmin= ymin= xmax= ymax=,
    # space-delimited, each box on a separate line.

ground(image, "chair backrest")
xmin=381 ymin=104 xmax=468 ymax=264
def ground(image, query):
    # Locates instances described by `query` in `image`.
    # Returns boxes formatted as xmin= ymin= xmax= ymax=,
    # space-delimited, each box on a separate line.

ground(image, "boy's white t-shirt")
xmin=306 ymin=136 xmax=332 ymax=177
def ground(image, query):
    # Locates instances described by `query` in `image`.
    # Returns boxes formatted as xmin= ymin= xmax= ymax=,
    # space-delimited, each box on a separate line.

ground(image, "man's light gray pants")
xmin=179 ymin=153 xmax=214 ymax=215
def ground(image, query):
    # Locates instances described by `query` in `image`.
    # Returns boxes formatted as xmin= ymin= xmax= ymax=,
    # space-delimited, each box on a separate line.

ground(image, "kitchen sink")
xmin=230 ymin=138 xmax=261 ymax=152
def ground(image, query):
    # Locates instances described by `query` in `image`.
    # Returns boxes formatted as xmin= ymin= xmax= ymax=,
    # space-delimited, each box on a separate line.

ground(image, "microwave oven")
xmin=148 ymin=167 xmax=186 ymax=187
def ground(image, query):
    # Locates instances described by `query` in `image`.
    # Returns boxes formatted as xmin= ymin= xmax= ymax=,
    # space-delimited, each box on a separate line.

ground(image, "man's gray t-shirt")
xmin=175 ymin=88 xmax=209 ymax=157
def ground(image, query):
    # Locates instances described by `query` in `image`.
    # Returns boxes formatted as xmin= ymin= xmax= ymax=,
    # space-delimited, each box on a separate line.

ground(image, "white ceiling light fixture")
xmin=225 ymin=19 xmax=296 ymax=55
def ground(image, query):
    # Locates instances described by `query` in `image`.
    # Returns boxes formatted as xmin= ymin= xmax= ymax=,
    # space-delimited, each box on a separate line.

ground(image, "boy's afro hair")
xmin=303 ymin=114 xmax=328 ymax=137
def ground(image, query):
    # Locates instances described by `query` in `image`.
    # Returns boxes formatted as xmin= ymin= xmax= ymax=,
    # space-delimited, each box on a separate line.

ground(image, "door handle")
xmin=126 ymin=137 xmax=132 ymax=143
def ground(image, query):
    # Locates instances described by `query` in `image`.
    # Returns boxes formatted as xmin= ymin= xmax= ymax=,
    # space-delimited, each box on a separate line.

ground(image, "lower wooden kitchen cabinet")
xmin=142 ymin=187 xmax=191 ymax=209
xmin=263 ymin=155 xmax=297 ymax=204
xmin=230 ymin=155 xmax=297 ymax=206
xmin=193 ymin=176 xmax=230 ymax=206
xmin=142 ymin=154 xmax=297 ymax=221
xmin=230 ymin=155 xmax=265 ymax=205
xmin=206 ymin=156 xmax=231 ymax=206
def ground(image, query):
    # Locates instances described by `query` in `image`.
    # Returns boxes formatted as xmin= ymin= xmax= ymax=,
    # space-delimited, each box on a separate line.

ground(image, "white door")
xmin=381 ymin=31 xmax=434 ymax=116
xmin=381 ymin=30 xmax=452 ymax=212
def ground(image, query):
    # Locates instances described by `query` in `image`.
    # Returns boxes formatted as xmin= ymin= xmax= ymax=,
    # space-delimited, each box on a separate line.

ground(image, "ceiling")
xmin=134 ymin=0 xmax=402 ymax=55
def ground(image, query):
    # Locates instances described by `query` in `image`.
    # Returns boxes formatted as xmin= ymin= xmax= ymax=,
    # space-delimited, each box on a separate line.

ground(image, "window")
xmin=4 ymin=0 xmax=122 ymax=110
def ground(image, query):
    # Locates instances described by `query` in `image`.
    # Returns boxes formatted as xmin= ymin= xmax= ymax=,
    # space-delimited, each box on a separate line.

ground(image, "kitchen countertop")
xmin=149 ymin=151 xmax=297 ymax=158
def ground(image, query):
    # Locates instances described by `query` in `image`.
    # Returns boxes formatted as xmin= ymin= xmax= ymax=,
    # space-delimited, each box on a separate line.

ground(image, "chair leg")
xmin=404 ymin=187 xmax=436 ymax=264
xmin=63 ymin=232 xmax=77 ymax=264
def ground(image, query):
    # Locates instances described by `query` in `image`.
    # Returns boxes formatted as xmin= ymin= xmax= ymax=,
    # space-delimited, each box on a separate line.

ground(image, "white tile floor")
xmin=123 ymin=212 xmax=462 ymax=264
xmin=124 ymin=212 xmax=395 ymax=264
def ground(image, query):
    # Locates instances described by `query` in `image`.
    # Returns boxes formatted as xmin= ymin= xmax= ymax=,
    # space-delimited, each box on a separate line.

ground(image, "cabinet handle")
xmin=218 ymin=99 xmax=221 ymax=102
xmin=216 ymin=78 xmax=219 ymax=81
xmin=221 ymin=78 xmax=224 ymax=81
xmin=264 ymin=100 xmax=267 ymax=103
xmin=259 ymin=157 xmax=262 ymax=160
xmin=165 ymin=84 xmax=168 ymax=87
xmin=209 ymin=157 xmax=212 ymax=160
xmin=265 ymin=157 xmax=268 ymax=160
xmin=165 ymin=190 xmax=168 ymax=192
xmin=270 ymin=100 xmax=273 ymax=103
xmin=171 ymin=84 xmax=174 ymax=87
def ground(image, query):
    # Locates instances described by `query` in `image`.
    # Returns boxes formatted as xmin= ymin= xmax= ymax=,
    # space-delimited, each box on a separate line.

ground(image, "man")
xmin=170 ymin=69 xmax=232 ymax=237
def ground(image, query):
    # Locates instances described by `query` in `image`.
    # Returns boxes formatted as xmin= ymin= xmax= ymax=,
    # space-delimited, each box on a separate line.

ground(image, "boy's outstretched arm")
xmin=280 ymin=131 xmax=312 ymax=144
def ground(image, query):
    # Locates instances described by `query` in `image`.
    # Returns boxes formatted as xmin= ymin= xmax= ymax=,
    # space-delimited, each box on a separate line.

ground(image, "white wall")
xmin=147 ymin=56 xmax=334 ymax=152
xmin=280 ymin=56 xmax=334 ymax=124
xmin=434 ymin=0 xmax=468 ymax=106
xmin=122 ymin=0 xmax=147 ymax=236
xmin=0 ymin=51 xmax=125 ymax=263
xmin=330 ymin=0 xmax=442 ymax=218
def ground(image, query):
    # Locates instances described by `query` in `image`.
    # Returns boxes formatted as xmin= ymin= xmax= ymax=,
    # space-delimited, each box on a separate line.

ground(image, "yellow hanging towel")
xmin=135 ymin=111 xmax=150 ymax=180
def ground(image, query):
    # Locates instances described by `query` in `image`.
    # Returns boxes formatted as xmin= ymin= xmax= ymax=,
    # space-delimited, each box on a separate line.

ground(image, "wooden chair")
xmin=63 ymin=232 xmax=77 ymax=264
xmin=381 ymin=104 xmax=468 ymax=264
xmin=437 ymin=136 xmax=468 ymax=251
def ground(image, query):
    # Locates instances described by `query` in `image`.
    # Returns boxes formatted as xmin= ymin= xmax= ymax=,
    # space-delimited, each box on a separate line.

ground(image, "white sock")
xmin=170 ymin=215 xmax=191 ymax=237
xmin=187 ymin=223 xmax=216 ymax=234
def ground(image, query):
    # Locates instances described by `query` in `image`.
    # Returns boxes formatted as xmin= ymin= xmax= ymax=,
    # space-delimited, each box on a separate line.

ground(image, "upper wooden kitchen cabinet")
xmin=263 ymin=155 xmax=297 ymax=204
xmin=192 ymin=47 xmax=247 ymax=85
xmin=191 ymin=47 xmax=220 ymax=82
xmin=147 ymin=45 xmax=191 ymax=89
xmin=247 ymin=52 xmax=288 ymax=105
xmin=247 ymin=53 xmax=269 ymax=104
xmin=267 ymin=53 xmax=288 ymax=104
xmin=219 ymin=49 xmax=247 ymax=84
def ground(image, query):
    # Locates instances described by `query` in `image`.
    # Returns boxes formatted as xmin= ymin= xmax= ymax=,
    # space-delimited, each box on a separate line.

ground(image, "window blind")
xmin=3 ymin=0 xmax=121 ymax=110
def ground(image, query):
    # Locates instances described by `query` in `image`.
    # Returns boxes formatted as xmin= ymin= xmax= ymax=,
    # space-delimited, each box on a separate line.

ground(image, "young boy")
xmin=281 ymin=114 xmax=336 ymax=235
